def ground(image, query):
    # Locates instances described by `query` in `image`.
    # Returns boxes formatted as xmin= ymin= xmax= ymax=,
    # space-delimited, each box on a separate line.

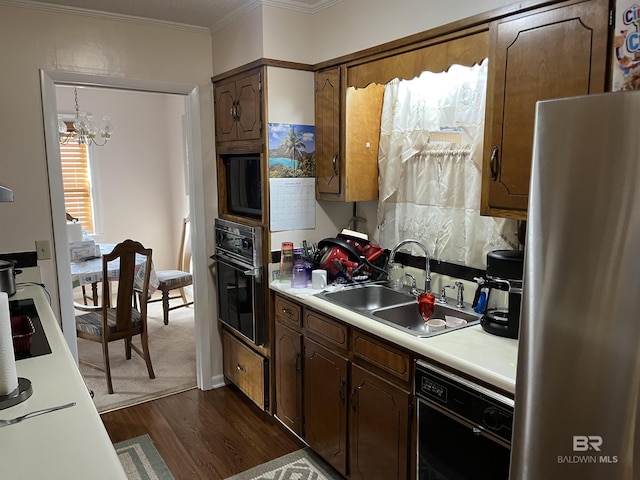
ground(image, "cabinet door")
xmin=236 ymin=71 xmax=262 ymax=141
xmin=349 ymin=364 xmax=411 ymax=480
xmin=315 ymin=67 xmax=341 ymax=197
xmin=214 ymin=79 xmax=237 ymax=143
xmin=303 ymin=337 xmax=348 ymax=476
xmin=482 ymin=0 xmax=609 ymax=218
xmin=274 ymin=322 xmax=303 ymax=435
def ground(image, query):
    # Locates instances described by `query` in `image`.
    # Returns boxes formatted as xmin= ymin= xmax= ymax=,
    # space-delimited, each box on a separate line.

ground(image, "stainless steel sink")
xmin=317 ymin=283 xmax=480 ymax=337
xmin=372 ymin=302 xmax=480 ymax=337
xmin=320 ymin=284 xmax=415 ymax=312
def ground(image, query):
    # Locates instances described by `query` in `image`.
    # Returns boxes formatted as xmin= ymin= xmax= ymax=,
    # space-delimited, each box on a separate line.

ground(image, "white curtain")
xmin=376 ymin=60 xmax=518 ymax=269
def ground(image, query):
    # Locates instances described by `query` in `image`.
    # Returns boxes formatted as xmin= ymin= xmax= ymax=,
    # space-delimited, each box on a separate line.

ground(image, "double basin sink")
xmin=317 ymin=283 xmax=480 ymax=337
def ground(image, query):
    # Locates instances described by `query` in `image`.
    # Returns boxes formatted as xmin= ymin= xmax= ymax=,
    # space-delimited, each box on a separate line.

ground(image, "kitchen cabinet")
xmin=273 ymin=293 xmax=413 ymax=479
xmin=304 ymin=337 xmax=349 ymax=475
xmin=480 ymin=0 xmax=609 ymax=219
xmin=222 ymin=328 xmax=267 ymax=410
xmin=274 ymin=322 xmax=303 ymax=435
xmin=315 ymin=67 xmax=384 ymax=202
xmin=214 ymin=68 xmax=263 ymax=146
xmin=315 ymin=67 xmax=341 ymax=197
xmin=349 ymin=363 xmax=411 ymax=480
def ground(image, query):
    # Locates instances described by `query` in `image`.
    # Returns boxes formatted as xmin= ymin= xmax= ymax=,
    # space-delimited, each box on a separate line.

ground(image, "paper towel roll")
xmin=0 ymin=292 xmax=18 ymax=396
xmin=67 ymin=221 xmax=83 ymax=243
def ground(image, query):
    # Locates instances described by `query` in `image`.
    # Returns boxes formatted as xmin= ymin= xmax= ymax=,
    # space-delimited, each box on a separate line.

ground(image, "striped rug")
xmin=114 ymin=434 xmax=175 ymax=480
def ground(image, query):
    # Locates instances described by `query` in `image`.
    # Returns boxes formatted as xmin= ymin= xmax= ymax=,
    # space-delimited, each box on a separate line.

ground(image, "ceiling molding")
xmin=211 ymin=0 xmax=261 ymax=33
xmin=0 ymin=0 xmax=211 ymax=34
xmin=262 ymin=0 xmax=342 ymax=14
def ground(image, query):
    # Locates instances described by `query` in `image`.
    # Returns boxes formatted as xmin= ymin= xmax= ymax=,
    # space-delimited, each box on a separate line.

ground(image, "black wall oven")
xmin=415 ymin=360 xmax=513 ymax=479
xmin=213 ymin=218 xmax=264 ymax=345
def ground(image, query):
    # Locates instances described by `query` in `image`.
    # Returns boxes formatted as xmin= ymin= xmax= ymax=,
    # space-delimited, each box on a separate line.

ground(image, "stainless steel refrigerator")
xmin=511 ymin=91 xmax=640 ymax=479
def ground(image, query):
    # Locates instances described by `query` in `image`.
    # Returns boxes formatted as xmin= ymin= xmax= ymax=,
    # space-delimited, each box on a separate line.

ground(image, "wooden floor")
xmin=101 ymin=385 xmax=305 ymax=479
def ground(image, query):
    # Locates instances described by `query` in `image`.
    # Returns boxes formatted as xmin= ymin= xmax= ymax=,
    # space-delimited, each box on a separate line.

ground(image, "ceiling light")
xmin=58 ymin=88 xmax=113 ymax=147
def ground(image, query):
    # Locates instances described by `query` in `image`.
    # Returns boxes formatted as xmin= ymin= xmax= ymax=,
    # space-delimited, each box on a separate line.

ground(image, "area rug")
xmin=114 ymin=434 xmax=175 ymax=480
xmin=77 ymin=295 xmax=197 ymax=413
xmin=225 ymin=448 xmax=343 ymax=480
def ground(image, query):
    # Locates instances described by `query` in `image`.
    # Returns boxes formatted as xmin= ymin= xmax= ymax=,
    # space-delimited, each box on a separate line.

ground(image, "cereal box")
xmin=612 ymin=1 xmax=640 ymax=91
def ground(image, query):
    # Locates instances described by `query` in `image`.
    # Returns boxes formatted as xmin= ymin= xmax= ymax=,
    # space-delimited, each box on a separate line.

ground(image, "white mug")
xmin=312 ymin=269 xmax=328 ymax=289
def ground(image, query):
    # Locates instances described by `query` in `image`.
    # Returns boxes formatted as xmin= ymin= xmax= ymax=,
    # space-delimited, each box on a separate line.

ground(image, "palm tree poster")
xmin=268 ymin=123 xmax=316 ymax=231
xmin=268 ymin=123 xmax=315 ymax=178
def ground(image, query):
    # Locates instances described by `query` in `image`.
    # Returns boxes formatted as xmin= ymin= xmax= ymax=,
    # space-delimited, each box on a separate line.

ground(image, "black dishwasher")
xmin=415 ymin=360 xmax=513 ymax=479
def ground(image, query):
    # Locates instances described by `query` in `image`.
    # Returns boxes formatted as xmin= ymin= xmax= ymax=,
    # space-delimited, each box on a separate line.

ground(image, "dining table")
xmin=70 ymin=243 xmax=159 ymax=305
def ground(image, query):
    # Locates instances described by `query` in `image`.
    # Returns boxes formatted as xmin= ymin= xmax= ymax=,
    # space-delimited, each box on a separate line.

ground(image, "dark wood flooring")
xmin=101 ymin=385 xmax=305 ymax=479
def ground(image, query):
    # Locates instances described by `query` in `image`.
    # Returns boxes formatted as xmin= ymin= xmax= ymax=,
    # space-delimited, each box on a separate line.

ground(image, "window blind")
xmin=60 ymin=137 xmax=94 ymax=234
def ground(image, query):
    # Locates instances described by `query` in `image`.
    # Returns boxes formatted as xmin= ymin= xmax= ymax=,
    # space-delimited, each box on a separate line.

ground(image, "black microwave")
xmin=224 ymin=154 xmax=262 ymax=219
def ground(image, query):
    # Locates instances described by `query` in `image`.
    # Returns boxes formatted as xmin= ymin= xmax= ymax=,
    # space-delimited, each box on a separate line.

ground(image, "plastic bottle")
xmin=279 ymin=242 xmax=294 ymax=283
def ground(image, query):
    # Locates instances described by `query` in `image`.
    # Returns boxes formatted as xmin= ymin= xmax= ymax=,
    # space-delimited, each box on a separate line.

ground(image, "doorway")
xmin=40 ymin=69 xmax=213 ymax=392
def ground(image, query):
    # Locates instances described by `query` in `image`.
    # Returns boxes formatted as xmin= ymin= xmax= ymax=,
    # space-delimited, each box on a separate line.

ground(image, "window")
xmin=60 ymin=134 xmax=95 ymax=234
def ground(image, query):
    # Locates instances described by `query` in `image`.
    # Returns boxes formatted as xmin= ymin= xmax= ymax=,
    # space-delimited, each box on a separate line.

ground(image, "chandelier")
xmin=58 ymin=88 xmax=113 ymax=147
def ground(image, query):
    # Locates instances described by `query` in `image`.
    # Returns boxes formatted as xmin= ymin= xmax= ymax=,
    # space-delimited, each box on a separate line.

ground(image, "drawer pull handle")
xmin=281 ymin=308 xmax=292 ymax=316
xmin=236 ymin=363 xmax=246 ymax=373
xmin=490 ymin=146 xmax=500 ymax=181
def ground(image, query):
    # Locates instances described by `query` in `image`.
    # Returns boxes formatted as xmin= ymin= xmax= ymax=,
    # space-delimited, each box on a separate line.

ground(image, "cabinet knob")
xmin=490 ymin=146 xmax=500 ymax=181
xmin=236 ymin=363 xmax=246 ymax=373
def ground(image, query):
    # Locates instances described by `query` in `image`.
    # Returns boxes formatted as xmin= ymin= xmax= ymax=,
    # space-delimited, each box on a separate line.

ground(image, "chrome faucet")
xmin=389 ymin=239 xmax=431 ymax=293
xmin=440 ymin=281 xmax=465 ymax=308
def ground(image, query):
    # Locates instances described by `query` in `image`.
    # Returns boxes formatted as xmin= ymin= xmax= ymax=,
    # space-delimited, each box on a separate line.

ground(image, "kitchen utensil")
xmin=0 ymin=260 xmax=21 ymax=297
xmin=0 ymin=401 xmax=76 ymax=428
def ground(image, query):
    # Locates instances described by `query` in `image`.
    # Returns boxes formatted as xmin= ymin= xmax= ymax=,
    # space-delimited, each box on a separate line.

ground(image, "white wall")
xmin=56 ymin=86 xmax=187 ymax=270
xmin=211 ymin=4 xmax=264 ymax=76
xmin=267 ymin=67 xmax=353 ymax=252
xmin=310 ymin=0 xmax=515 ymax=63
xmin=0 ymin=3 xmax=217 ymax=385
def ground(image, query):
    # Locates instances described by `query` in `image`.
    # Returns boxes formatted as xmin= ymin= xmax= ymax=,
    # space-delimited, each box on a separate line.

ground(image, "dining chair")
xmin=149 ymin=216 xmax=193 ymax=325
xmin=75 ymin=239 xmax=155 ymax=394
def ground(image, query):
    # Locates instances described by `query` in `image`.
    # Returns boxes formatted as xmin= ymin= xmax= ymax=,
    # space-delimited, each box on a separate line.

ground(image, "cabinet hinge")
xmin=609 ymin=7 xmax=615 ymax=27
xmin=258 ymin=72 xmax=262 ymax=92
xmin=409 ymin=402 xmax=414 ymax=419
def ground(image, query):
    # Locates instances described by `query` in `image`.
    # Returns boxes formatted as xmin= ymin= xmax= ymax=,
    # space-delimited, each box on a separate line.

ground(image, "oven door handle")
xmin=213 ymin=255 xmax=262 ymax=281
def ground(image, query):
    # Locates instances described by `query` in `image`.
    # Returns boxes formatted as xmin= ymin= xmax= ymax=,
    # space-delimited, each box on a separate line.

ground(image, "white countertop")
xmin=0 ymin=285 xmax=126 ymax=479
xmin=271 ymin=281 xmax=518 ymax=395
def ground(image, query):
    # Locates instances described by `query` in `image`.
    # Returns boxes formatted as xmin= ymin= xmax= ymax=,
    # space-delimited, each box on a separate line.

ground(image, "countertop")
xmin=0 ymin=285 xmax=126 ymax=479
xmin=271 ymin=281 xmax=518 ymax=395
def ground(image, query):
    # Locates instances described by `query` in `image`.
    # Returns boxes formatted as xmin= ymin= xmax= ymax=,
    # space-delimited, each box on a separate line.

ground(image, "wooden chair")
xmin=75 ymin=239 xmax=155 ymax=394
xmin=149 ymin=217 xmax=193 ymax=325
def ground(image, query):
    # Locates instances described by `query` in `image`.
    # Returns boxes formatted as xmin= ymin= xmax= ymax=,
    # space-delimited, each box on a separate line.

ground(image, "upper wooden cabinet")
xmin=214 ymin=68 xmax=263 ymax=148
xmin=481 ymin=0 xmax=610 ymax=219
xmin=315 ymin=67 xmax=342 ymax=197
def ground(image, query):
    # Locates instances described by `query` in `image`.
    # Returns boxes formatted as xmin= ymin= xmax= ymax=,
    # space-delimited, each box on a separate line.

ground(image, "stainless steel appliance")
xmin=511 ymin=91 xmax=640 ymax=479
xmin=213 ymin=218 xmax=264 ymax=345
xmin=479 ymin=250 xmax=523 ymax=339
xmin=415 ymin=360 xmax=513 ymax=479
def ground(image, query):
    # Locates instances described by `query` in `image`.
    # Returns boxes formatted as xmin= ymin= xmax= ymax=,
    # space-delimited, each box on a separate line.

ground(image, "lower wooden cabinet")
xmin=274 ymin=322 xmax=303 ymax=435
xmin=222 ymin=329 xmax=267 ymax=410
xmin=303 ymin=337 xmax=349 ymax=476
xmin=349 ymin=363 xmax=411 ymax=480
xmin=273 ymin=294 xmax=413 ymax=479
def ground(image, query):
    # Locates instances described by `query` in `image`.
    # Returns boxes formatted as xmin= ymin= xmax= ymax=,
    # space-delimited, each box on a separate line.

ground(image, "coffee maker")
xmin=479 ymin=250 xmax=524 ymax=339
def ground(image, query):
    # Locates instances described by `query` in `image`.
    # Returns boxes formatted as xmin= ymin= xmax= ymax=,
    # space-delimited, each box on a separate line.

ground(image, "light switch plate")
xmin=35 ymin=240 xmax=52 ymax=260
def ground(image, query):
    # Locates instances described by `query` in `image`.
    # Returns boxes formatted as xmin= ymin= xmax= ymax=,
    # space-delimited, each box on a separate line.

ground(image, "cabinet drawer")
xmin=275 ymin=294 xmax=302 ymax=327
xmin=352 ymin=330 xmax=411 ymax=383
xmin=223 ymin=329 xmax=266 ymax=409
xmin=304 ymin=309 xmax=349 ymax=350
